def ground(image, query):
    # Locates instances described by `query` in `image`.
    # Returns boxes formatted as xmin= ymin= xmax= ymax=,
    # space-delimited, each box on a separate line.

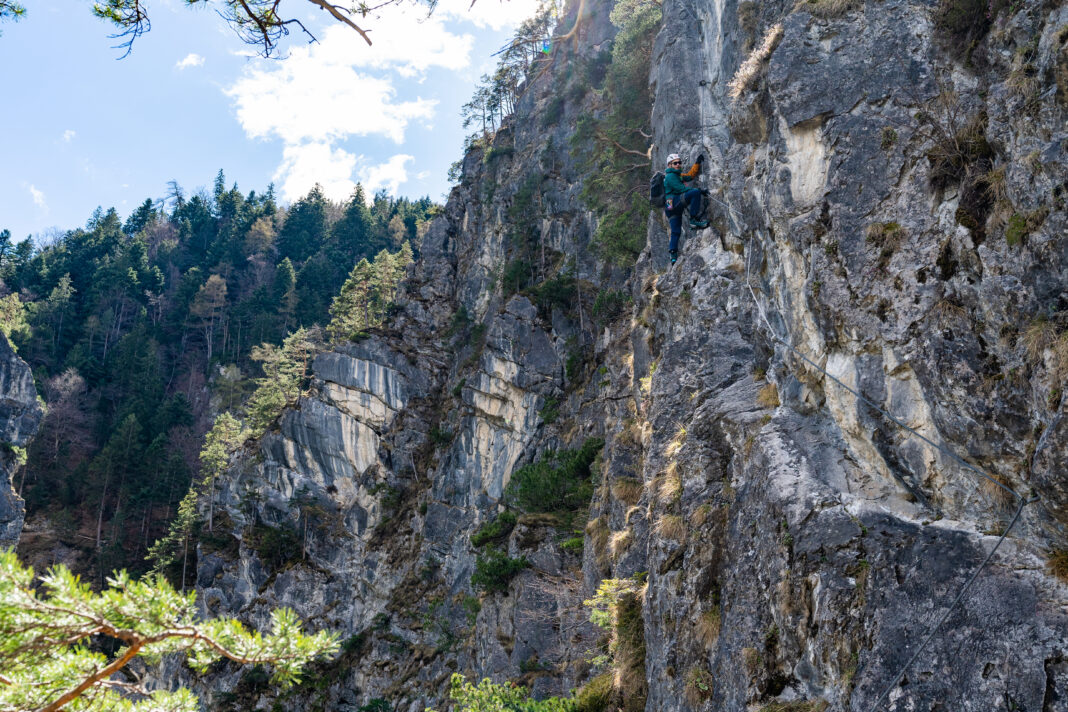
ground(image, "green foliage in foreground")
xmin=505 ymin=438 xmax=605 ymax=514
xmin=427 ymin=673 xmax=575 ymax=712
xmin=0 ymin=549 xmax=339 ymax=711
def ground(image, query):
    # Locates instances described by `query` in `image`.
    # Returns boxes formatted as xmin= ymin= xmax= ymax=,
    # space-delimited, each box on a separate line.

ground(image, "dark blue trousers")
xmin=664 ymin=188 xmax=702 ymax=252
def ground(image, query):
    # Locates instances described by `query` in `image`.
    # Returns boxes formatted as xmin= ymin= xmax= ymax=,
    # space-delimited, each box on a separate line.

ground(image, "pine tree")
xmin=273 ymin=257 xmax=298 ymax=335
xmin=326 ymin=243 xmax=413 ymax=343
xmin=0 ymin=549 xmax=339 ymax=712
xmin=329 ymin=185 xmax=374 ymax=258
xmin=122 ymin=198 xmax=158 ymax=236
xmin=276 ymin=184 xmax=327 ymax=262
xmin=327 ymin=258 xmax=374 ymax=342
xmin=89 ymin=414 xmax=144 ymax=580
xmin=244 ymin=327 xmax=319 ymax=438
xmin=145 ymin=486 xmax=198 ymax=581
xmin=201 ymin=412 xmax=243 ymax=532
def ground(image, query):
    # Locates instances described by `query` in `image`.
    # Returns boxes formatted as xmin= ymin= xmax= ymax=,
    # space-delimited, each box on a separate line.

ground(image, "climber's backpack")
xmin=649 ymin=171 xmax=666 ymax=209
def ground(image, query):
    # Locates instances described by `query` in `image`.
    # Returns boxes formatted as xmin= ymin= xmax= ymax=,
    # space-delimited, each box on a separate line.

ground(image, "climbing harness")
xmin=714 ymin=197 xmax=1041 ymax=712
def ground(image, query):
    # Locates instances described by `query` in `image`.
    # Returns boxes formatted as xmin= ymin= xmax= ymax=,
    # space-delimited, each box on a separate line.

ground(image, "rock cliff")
xmin=193 ymin=1 xmax=1068 ymax=711
xmin=0 ymin=335 xmax=43 ymax=546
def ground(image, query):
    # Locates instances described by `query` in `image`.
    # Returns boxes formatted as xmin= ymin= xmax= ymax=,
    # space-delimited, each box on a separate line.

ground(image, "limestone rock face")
xmin=193 ymin=0 xmax=1068 ymax=710
xmin=0 ymin=336 xmax=42 ymax=546
xmin=642 ymin=0 xmax=1068 ymax=709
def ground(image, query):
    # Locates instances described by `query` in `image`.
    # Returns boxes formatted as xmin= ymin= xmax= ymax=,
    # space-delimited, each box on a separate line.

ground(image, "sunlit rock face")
xmin=642 ymin=0 xmax=1068 ymax=709
xmin=0 ymin=336 xmax=42 ymax=547
xmin=193 ymin=0 xmax=1068 ymax=710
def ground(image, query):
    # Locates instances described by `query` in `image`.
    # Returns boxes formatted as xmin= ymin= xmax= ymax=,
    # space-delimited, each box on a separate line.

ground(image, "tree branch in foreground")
xmin=0 ymin=549 xmax=339 ymax=711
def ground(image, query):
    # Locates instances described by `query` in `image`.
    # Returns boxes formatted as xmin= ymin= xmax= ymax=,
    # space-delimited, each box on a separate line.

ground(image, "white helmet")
xmin=666 ymin=153 xmax=681 ymax=165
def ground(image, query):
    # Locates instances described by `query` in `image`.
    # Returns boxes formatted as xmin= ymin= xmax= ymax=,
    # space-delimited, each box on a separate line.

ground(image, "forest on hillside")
xmin=0 ymin=174 xmax=434 ymax=584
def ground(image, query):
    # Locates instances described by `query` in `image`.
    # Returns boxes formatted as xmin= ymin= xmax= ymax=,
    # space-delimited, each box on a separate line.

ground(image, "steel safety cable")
xmin=730 ymin=210 xmax=1037 ymax=712
xmin=732 ymin=207 xmax=1027 ymax=500
xmin=864 ymin=498 xmax=1028 ymax=712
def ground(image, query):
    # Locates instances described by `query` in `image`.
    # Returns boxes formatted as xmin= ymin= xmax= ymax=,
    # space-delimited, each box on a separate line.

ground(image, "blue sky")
xmin=0 ymin=0 xmax=542 ymax=241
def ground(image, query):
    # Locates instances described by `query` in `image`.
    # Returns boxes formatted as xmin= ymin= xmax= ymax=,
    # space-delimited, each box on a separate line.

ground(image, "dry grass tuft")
xmin=1048 ymin=549 xmax=1068 ymax=584
xmin=728 ymin=24 xmax=784 ymax=100
xmin=1008 ymin=47 xmax=1041 ymax=100
xmin=865 ymin=221 xmax=907 ymax=267
xmin=607 ymin=589 xmax=647 ymax=712
xmin=696 ymin=607 xmax=722 ymax=648
xmin=683 ymin=666 xmax=715 ymax=706
xmin=655 ymin=514 xmax=687 ymax=542
xmin=611 ymin=477 xmax=644 ymax=505
xmin=574 ymin=672 xmax=614 ymax=712
xmin=742 ymin=646 xmax=763 ymax=675
xmin=795 ymin=0 xmax=861 ymax=18
xmin=610 ymin=529 xmax=634 ymax=560
xmin=983 ymin=165 xmax=1009 ymax=205
xmin=1056 ymin=334 xmax=1068 ymax=383
xmin=658 ymin=465 xmax=682 ymax=504
xmin=1022 ymin=318 xmax=1060 ymax=364
xmin=625 ymin=505 xmax=643 ymax=525
xmin=756 ymin=383 xmax=780 ymax=409
xmin=758 ymin=701 xmax=830 ymax=712
xmin=979 ymin=471 xmax=1018 ymax=510
xmin=586 ymin=516 xmax=611 ymax=573
xmin=932 ymin=298 xmax=968 ymax=324
xmin=1025 ymin=149 xmax=1043 ymax=172
xmin=692 ymin=503 xmax=714 ymax=527
xmin=982 ymin=165 xmax=1013 ymax=231
xmin=616 ymin=418 xmax=643 ymax=448
xmin=665 ymin=426 xmax=687 ymax=458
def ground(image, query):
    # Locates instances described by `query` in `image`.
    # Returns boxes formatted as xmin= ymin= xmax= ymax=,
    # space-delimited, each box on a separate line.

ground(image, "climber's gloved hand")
xmin=695 ymin=154 xmax=706 ymax=165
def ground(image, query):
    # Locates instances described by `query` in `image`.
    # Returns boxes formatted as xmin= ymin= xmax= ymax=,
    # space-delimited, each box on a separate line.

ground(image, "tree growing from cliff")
xmin=0 ymin=549 xmax=339 ymax=711
xmin=572 ymin=0 xmax=661 ymax=264
xmin=326 ymin=242 xmax=413 ymax=343
xmin=459 ymin=2 xmax=556 ymax=140
xmin=146 ymin=411 xmax=244 ymax=585
xmin=245 ymin=326 xmax=322 ymax=438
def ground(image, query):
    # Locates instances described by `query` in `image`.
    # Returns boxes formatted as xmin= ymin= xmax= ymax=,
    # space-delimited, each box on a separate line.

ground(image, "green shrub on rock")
xmin=471 ymin=549 xmax=528 ymax=594
xmin=471 ymin=511 xmax=518 ymax=548
xmin=506 ymin=438 xmax=605 ymax=514
xmin=427 ymin=673 xmax=575 ymax=712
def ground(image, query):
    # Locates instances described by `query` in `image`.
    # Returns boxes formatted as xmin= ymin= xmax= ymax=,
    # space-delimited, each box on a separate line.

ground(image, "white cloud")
xmin=272 ymin=148 xmax=416 ymax=204
xmin=314 ymin=13 xmax=474 ymax=78
xmin=228 ymin=62 xmax=435 ymax=145
xmin=28 ymin=185 xmax=47 ymax=210
xmin=435 ymin=0 xmax=545 ymax=30
xmin=360 ymin=154 xmax=414 ymax=197
xmin=62 ymin=130 xmax=76 ymax=142
xmin=225 ymin=0 xmax=537 ymax=203
xmin=176 ymin=53 xmax=205 ymax=69
xmin=274 ymin=143 xmax=360 ymax=202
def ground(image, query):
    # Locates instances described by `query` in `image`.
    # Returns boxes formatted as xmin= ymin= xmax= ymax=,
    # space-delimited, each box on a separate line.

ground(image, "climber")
xmin=663 ymin=153 xmax=708 ymax=264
